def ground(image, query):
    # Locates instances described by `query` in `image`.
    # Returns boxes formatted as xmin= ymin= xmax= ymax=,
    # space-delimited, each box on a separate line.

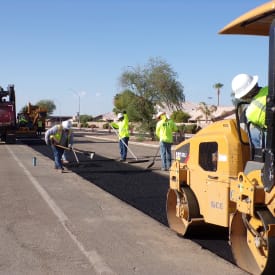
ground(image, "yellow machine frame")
xmin=166 ymin=2 xmax=275 ymax=274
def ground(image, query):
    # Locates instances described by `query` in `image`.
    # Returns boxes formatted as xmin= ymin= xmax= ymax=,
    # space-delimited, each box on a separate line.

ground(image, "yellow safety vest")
xmin=156 ymin=116 xmax=178 ymax=143
xmin=246 ymin=87 xmax=268 ymax=128
xmin=111 ymin=114 xmax=129 ymax=139
xmin=50 ymin=125 xmax=71 ymax=143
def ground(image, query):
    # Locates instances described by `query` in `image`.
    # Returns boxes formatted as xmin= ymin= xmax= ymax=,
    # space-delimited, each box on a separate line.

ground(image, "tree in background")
xmin=36 ymin=99 xmax=56 ymax=115
xmin=170 ymin=110 xmax=190 ymax=123
xmin=120 ymin=57 xmax=184 ymax=110
xmin=19 ymin=99 xmax=56 ymax=116
xmin=213 ymin=83 xmax=224 ymax=106
xmin=196 ymin=102 xmax=217 ymax=123
xmin=80 ymin=115 xmax=93 ymax=124
xmin=113 ymin=90 xmax=138 ymax=115
xmin=19 ymin=105 xmax=28 ymax=113
xmin=117 ymin=57 xmax=185 ymax=139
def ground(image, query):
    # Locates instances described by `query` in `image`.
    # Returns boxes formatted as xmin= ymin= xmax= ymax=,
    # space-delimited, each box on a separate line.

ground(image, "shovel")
xmin=146 ymin=146 xmax=160 ymax=169
xmin=72 ymin=149 xmax=80 ymax=164
xmin=56 ymin=144 xmax=95 ymax=160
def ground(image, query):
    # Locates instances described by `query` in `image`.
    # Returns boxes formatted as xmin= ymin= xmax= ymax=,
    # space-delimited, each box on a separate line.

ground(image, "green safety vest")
xmin=20 ymin=118 xmax=28 ymax=124
xmin=246 ymin=86 xmax=268 ymax=128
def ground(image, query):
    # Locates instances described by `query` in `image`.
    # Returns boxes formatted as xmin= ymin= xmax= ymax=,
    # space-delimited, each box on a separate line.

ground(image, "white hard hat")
xmin=117 ymin=113 xmax=124 ymax=120
xmin=232 ymin=73 xmax=258 ymax=99
xmin=62 ymin=120 xmax=72 ymax=130
xmin=156 ymin=111 xmax=165 ymax=119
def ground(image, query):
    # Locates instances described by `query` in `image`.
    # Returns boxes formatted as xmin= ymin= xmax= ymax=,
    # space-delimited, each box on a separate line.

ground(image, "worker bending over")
xmin=45 ymin=120 xmax=74 ymax=172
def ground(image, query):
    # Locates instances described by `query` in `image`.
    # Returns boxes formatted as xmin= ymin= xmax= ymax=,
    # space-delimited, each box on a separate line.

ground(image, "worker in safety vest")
xmin=155 ymin=111 xmax=178 ymax=171
xmin=18 ymin=115 xmax=28 ymax=127
xmin=110 ymin=111 xmax=129 ymax=162
xmin=232 ymin=73 xmax=267 ymax=148
xmin=37 ymin=119 xmax=43 ymax=136
xmin=45 ymin=120 xmax=74 ymax=172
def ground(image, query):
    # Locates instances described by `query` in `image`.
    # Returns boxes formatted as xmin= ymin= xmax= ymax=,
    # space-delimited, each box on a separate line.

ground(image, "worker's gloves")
xmin=68 ymin=144 xmax=73 ymax=150
xmin=50 ymin=137 xmax=56 ymax=145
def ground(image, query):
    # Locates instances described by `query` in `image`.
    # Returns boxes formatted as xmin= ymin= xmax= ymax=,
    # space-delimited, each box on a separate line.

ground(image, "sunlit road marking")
xmin=7 ymin=145 xmax=116 ymax=275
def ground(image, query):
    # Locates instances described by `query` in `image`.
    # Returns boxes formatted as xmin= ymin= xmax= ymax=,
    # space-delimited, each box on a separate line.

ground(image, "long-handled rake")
xmin=110 ymin=125 xmax=149 ymax=164
xmin=56 ymin=144 xmax=95 ymax=160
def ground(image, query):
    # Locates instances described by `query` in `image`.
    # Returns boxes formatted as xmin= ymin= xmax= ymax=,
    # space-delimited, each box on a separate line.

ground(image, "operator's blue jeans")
xmin=51 ymin=144 xmax=64 ymax=169
xmin=250 ymin=126 xmax=266 ymax=148
xmin=119 ymin=137 xmax=129 ymax=160
xmin=160 ymin=141 xmax=172 ymax=170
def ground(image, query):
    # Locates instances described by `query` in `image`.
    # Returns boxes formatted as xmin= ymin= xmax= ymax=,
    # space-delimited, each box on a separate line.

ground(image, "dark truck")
xmin=0 ymin=85 xmax=16 ymax=143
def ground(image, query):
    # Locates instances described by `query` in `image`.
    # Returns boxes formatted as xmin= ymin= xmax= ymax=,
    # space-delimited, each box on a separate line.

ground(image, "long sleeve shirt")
xmin=45 ymin=125 xmax=74 ymax=146
xmin=156 ymin=117 xmax=178 ymax=143
xmin=246 ymin=86 xmax=268 ymax=128
xmin=111 ymin=114 xmax=129 ymax=139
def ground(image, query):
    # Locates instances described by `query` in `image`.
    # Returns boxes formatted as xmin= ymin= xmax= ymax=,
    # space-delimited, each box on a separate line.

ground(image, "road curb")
xmin=84 ymin=134 xmax=178 ymax=150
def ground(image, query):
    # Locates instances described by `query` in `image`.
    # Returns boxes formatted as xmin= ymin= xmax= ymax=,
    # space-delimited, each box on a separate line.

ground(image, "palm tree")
xmin=213 ymin=83 xmax=224 ymax=106
xmin=197 ymin=102 xmax=217 ymax=123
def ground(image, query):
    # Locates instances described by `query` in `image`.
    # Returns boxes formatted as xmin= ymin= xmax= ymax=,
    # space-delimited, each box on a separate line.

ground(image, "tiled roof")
xmin=101 ymin=112 xmax=116 ymax=121
xmin=158 ymin=102 xmax=235 ymax=122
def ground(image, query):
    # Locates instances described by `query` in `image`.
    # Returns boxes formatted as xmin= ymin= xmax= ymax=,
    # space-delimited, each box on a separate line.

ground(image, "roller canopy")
xmin=219 ymin=1 xmax=275 ymax=36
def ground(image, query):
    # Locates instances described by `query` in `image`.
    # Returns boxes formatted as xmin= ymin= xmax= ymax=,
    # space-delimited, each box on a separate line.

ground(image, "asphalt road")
xmin=0 ymin=131 xmax=248 ymax=275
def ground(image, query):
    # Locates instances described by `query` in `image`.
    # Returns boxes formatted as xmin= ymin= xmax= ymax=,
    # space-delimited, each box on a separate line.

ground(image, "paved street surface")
xmin=0 ymin=131 xmax=248 ymax=275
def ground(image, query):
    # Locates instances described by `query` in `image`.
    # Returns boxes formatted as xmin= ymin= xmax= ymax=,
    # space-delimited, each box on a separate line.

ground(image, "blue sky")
xmin=0 ymin=0 xmax=269 ymax=116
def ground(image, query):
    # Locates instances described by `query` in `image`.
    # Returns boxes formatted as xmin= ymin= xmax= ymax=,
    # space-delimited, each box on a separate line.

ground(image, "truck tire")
xmin=6 ymin=134 xmax=16 ymax=144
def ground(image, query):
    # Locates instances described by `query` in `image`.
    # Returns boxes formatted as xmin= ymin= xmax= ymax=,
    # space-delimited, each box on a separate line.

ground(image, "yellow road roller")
xmin=166 ymin=2 xmax=275 ymax=274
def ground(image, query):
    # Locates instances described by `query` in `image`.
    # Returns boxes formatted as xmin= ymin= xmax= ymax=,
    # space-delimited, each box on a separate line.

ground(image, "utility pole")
xmin=70 ymin=89 xmax=86 ymax=128
xmin=78 ymin=94 xmax=80 ymax=127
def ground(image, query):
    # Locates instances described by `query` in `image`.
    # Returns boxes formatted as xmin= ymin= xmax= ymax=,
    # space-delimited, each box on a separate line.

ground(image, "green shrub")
xmin=177 ymin=125 xmax=185 ymax=132
xmin=171 ymin=110 xmax=191 ymax=123
xmin=184 ymin=124 xmax=197 ymax=133
xmin=136 ymin=135 xmax=145 ymax=142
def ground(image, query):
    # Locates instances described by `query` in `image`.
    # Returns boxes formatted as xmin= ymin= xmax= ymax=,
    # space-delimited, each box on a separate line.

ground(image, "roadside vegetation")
xmin=113 ymin=57 xmax=185 ymax=139
xmin=29 ymin=57 xmax=226 ymax=138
